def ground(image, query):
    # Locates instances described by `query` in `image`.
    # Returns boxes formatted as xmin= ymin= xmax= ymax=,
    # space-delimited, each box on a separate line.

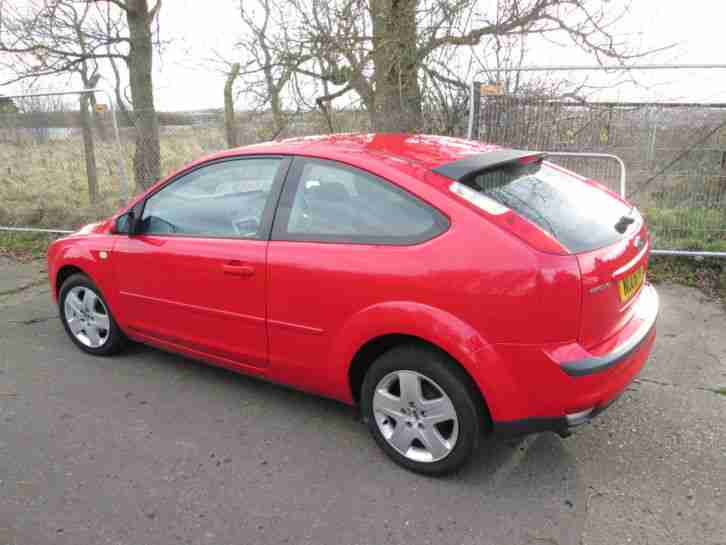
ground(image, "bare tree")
xmin=0 ymin=1 xmax=109 ymax=200
xmin=0 ymin=0 xmax=163 ymax=191
xmin=124 ymin=0 xmax=161 ymax=189
xmin=71 ymin=5 xmax=102 ymax=202
xmin=222 ymin=0 xmax=310 ymax=139
xmin=238 ymin=0 xmax=669 ymax=133
xmin=241 ymin=0 xmax=288 ymax=135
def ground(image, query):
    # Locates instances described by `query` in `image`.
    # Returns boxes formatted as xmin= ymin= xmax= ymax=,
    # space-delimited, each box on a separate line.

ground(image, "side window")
xmin=278 ymin=159 xmax=448 ymax=244
xmin=138 ymin=158 xmax=282 ymax=238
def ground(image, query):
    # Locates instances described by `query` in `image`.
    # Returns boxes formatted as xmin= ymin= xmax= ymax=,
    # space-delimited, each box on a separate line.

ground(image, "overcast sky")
xmin=5 ymin=0 xmax=726 ymax=110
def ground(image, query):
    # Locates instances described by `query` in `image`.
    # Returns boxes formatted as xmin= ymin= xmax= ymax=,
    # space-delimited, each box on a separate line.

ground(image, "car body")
xmin=48 ymin=133 xmax=658 ymax=474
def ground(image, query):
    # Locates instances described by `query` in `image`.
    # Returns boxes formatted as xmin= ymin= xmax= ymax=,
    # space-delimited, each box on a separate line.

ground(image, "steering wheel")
xmin=232 ymin=216 xmax=260 ymax=237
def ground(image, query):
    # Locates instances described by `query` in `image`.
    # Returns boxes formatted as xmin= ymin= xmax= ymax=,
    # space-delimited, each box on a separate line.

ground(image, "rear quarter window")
xmin=275 ymin=158 xmax=449 ymax=245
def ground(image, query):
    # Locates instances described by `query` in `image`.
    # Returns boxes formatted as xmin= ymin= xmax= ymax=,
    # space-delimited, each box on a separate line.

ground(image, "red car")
xmin=47 ymin=134 xmax=658 ymax=475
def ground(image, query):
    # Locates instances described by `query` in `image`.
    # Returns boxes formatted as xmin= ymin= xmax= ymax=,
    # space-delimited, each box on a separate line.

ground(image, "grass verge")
xmin=0 ymin=231 xmax=57 ymax=261
xmin=648 ymin=254 xmax=726 ymax=304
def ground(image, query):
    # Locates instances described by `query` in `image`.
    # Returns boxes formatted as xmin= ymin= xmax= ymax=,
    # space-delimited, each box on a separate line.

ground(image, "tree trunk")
xmin=270 ymin=88 xmax=285 ymax=137
xmin=79 ymin=93 xmax=99 ymax=204
xmin=370 ymin=0 xmax=422 ymax=132
xmin=263 ymin=66 xmax=285 ymax=137
xmin=224 ymin=62 xmax=241 ymax=148
xmin=126 ymin=0 xmax=160 ymax=191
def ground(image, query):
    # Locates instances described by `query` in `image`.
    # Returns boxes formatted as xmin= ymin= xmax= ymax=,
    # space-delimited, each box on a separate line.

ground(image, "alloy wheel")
xmin=63 ymin=286 xmax=111 ymax=349
xmin=372 ymin=370 xmax=459 ymax=463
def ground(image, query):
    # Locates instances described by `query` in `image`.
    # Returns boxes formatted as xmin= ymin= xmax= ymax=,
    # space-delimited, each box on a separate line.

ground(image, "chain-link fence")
xmin=468 ymin=85 xmax=726 ymax=256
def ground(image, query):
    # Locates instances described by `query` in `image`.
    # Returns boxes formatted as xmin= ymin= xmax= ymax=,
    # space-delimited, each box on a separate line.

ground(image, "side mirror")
xmin=114 ymin=211 xmax=137 ymax=235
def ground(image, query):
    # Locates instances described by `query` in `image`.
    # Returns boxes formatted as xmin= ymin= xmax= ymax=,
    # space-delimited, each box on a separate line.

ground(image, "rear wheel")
xmin=59 ymin=273 xmax=125 ymax=356
xmin=361 ymin=345 xmax=483 ymax=475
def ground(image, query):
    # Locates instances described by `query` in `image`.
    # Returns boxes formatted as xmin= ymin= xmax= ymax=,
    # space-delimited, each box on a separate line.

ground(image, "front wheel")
xmin=361 ymin=345 xmax=484 ymax=475
xmin=59 ymin=273 xmax=125 ymax=356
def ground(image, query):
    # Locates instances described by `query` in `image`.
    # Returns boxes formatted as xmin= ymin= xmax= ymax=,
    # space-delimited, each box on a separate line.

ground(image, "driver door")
xmin=112 ymin=156 xmax=290 ymax=370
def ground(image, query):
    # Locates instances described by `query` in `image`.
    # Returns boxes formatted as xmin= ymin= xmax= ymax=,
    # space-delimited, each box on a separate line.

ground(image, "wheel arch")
xmin=331 ymin=300 xmax=518 ymax=424
xmin=348 ymin=333 xmax=492 ymax=429
xmin=49 ymin=237 xmax=116 ymax=308
xmin=55 ymin=264 xmax=87 ymax=296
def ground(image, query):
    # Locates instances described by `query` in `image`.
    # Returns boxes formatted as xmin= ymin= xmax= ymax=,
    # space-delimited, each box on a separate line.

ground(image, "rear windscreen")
xmin=467 ymin=162 xmax=638 ymax=253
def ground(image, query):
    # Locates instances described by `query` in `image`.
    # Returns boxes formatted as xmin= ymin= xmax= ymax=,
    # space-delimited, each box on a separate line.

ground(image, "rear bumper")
xmin=493 ymin=391 xmax=624 ymax=438
xmin=561 ymin=284 xmax=659 ymax=377
xmin=490 ymin=283 xmax=659 ymax=436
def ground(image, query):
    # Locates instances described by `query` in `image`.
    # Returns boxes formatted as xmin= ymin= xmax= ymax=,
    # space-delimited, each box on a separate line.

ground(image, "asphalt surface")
xmin=0 ymin=257 xmax=724 ymax=545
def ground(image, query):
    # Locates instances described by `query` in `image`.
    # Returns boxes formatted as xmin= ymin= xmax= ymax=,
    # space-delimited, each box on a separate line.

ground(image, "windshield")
xmin=466 ymin=162 xmax=638 ymax=253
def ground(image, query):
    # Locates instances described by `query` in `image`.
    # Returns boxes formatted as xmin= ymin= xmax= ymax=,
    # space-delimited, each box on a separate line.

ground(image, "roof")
xmin=220 ymin=133 xmax=504 ymax=171
xmin=165 ymin=134 xmax=531 ymax=193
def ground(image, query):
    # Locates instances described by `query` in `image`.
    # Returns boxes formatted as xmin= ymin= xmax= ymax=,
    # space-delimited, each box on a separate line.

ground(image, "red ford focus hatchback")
xmin=48 ymin=134 xmax=658 ymax=474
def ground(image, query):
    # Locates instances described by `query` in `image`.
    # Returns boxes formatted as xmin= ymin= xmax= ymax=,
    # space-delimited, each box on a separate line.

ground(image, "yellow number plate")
xmin=618 ymin=266 xmax=645 ymax=303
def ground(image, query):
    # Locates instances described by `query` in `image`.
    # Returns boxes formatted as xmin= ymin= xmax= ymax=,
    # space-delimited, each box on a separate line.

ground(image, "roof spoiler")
xmin=431 ymin=149 xmax=547 ymax=182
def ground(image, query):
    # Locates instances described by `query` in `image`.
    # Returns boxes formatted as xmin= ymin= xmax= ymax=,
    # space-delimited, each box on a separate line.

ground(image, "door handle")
xmin=222 ymin=263 xmax=255 ymax=277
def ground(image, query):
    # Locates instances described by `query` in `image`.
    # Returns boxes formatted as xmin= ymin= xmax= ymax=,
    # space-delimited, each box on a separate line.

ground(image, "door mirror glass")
xmin=114 ymin=212 xmax=134 ymax=235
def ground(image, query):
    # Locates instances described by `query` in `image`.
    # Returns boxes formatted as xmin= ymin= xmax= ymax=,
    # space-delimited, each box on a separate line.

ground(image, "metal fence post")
xmin=97 ymin=88 xmax=129 ymax=204
xmin=648 ymin=124 xmax=658 ymax=165
xmin=467 ymin=80 xmax=481 ymax=140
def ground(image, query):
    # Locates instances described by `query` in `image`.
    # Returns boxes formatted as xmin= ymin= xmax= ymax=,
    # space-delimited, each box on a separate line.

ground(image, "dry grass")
xmin=0 ymin=128 xmax=227 ymax=229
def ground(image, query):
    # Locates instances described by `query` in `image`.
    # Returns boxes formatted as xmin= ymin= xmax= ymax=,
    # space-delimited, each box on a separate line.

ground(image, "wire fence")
xmin=468 ymin=87 xmax=726 ymax=256
xmin=3 ymin=85 xmax=725 ymax=259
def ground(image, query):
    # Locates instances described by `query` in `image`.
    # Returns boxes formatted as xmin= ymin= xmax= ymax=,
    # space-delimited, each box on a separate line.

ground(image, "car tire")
xmin=59 ymin=273 xmax=125 ymax=356
xmin=361 ymin=344 xmax=484 ymax=475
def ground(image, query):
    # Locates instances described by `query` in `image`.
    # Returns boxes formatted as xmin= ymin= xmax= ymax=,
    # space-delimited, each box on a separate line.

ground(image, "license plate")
xmin=618 ymin=266 xmax=645 ymax=303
